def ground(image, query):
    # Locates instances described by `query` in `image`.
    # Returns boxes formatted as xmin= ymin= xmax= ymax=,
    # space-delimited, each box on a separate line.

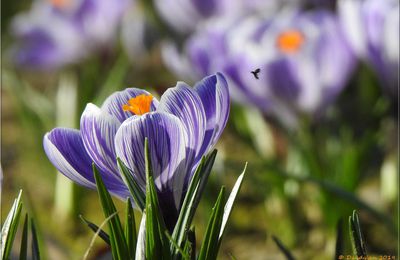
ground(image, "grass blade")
xmin=164 ymin=231 xmax=189 ymax=259
xmin=272 ymin=235 xmax=295 ymax=260
xmin=135 ymin=212 xmax=146 ymax=260
xmin=125 ymin=198 xmax=137 ymax=256
xmin=83 ymin=212 xmax=118 ymax=260
xmin=19 ymin=214 xmax=29 ymax=260
xmin=219 ymin=164 xmax=246 ymax=242
xmin=93 ymin=164 xmax=129 ymax=260
xmin=79 ymin=215 xmax=110 ymax=245
xmin=31 ymin=218 xmax=40 ymax=260
xmin=117 ymin=158 xmax=146 ymax=211
xmin=349 ymin=210 xmax=367 ymax=257
xmin=143 ymin=138 xmax=171 ymax=259
xmin=1 ymin=190 xmax=23 ymax=259
xmin=183 ymin=227 xmax=196 ymax=260
xmin=197 ymin=187 xmax=226 ymax=260
xmin=171 ymin=150 xmax=217 ymax=257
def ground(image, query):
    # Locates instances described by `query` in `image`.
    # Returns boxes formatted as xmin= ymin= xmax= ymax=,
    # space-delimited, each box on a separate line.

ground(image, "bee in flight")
xmin=251 ymin=68 xmax=261 ymax=79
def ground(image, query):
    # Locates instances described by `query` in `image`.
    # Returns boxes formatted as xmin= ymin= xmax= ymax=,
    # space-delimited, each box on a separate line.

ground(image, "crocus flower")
xmin=163 ymin=10 xmax=355 ymax=126
xmin=338 ymin=0 xmax=399 ymax=95
xmin=153 ymin=0 xmax=289 ymax=34
xmin=10 ymin=0 xmax=129 ymax=69
xmin=43 ymin=73 xmax=229 ymax=228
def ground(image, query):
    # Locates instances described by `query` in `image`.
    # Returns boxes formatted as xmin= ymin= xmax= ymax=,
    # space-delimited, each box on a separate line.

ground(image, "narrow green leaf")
xmin=171 ymin=150 xmax=217 ymax=257
xmin=93 ymin=164 xmax=129 ymax=260
xmin=218 ymin=164 xmax=246 ymax=243
xmin=183 ymin=227 xmax=196 ymax=260
xmin=349 ymin=210 xmax=367 ymax=257
xmin=334 ymin=218 xmax=344 ymax=260
xmin=125 ymin=198 xmax=137 ymax=256
xmin=19 ymin=214 xmax=29 ymax=260
xmin=79 ymin=215 xmax=110 ymax=245
xmin=135 ymin=212 xmax=146 ymax=260
xmin=271 ymin=235 xmax=295 ymax=260
xmin=143 ymin=138 xmax=171 ymax=260
xmin=31 ymin=218 xmax=40 ymax=260
xmin=198 ymin=187 xmax=226 ymax=260
xmin=1 ymin=190 xmax=23 ymax=259
xmin=117 ymin=158 xmax=146 ymax=211
xmin=164 ymin=231 xmax=189 ymax=259
xmin=83 ymin=212 xmax=118 ymax=260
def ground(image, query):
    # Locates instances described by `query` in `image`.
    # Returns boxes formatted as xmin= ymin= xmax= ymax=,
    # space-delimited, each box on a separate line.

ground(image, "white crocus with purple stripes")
xmin=43 ymin=73 xmax=230 ymax=227
xmin=163 ymin=10 xmax=355 ymax=127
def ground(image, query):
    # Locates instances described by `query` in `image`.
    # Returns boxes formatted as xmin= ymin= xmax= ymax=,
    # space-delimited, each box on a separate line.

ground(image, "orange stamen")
xmin=122 ymin=94 xmax=153 ymax=115
xmin=276 ymin=30 xmax=305 ymax=54
xmin=50 ymin=0 xmax=70 ymax=9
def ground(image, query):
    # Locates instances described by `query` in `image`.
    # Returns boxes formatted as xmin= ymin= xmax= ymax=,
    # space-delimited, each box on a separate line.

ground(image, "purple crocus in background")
xmin=10 ymin=0 xmax=129 ymax=69
xmin=43 ymin=73 xmax=229 ymax=228
xmin=163 ymin=9 xmax=355 ymax=127
xmin=339 ymin=0 xmax=399 ymax=95
xmin=153 ymin=0 xmax=291 ymax=34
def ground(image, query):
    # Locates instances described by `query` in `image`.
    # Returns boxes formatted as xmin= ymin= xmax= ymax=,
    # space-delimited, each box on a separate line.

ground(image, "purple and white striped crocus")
xmin=339 ymin=0 xmax=399 ymax=95
xmin=43 ymin=73 xmax=229 ymax=227
xmin=163 ymin=10 xmax=355 ymax=126
xmin=11 ymin=0 xmax=129 ymax=69
xmin=154 ymin=0 xmax=287 ymax=34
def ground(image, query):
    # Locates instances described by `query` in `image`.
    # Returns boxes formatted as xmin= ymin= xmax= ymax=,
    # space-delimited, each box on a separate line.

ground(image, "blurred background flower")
xmin=9 ymin=0 xmax=130 ymax=70
xmin=163 ymin=9 xmax=355 ymax=126
xmin=339 ymin=0 xmax=399 ymax=95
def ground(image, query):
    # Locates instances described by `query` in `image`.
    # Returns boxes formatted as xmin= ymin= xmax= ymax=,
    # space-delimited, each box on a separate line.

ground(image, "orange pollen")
xmin=276 ymin=30 xmax=305 ymax=54
xmin=50 ymin=0 xmax=70 ymax=9
xmin=122 ymin=94 xmax=153 ymax=115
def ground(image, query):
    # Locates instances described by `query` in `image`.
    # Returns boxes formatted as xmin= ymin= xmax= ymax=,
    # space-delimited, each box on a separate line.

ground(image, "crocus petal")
xmin=158 ymin=82 xmax=206 ymax=169
xmin=80 ymin=103 xmax=120 ymax=179
xmin=267 ymin=58 xmax=301 ymax=101
xmin=194 ymin=73 xmax=230 ymax=159
xmin=115 ymin=112 xmax=187 ymax=207
xmin=44 ymin=128 xmax=130 ymax=199
xmin=44 ymin=128 xmax=96 ymax=188
xmin=101 ymin=88 xmax=159 ymax=123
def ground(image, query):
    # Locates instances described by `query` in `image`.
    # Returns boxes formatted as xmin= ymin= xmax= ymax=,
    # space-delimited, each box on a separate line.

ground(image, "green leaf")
xmin=143 ymin=138 xmax=171 ymax=260
xmin=135 ymin=212 xmax=146 ymax=260
xmin=117 ymin=157 xmax=146 ymax=211
xmin=125 ymin=198 xmax=137 ymax=256
xmin=19 ymin=214 xmax=29 ymax=260
xmin=83 ymin=212 xmax=118 ymax=260
xmin=349 ymin=210 xmax=367 ymax=257
xmin=164 ymin=231 xmax=189 ymax=259
xmin=79 ymin=215 xmax=110 ymax=245
xmin=271 ymin=235 xmax=295 ymax=260
xmin=218 ymin=164 xmax=246 ymax=244
xmin=183 ymin=227 xmax=196 ymax=260
xmin=171 ymin=150 xmax=217 ymax=257
xmin=197 ymin=187 xmax=226 ymax=260
xmin=93 ymin=164 xmax=129 ymax=260
xmin=31 ymin=218 xmax=40 ymax=260
xmin=1 ymin=190 xmax=23 ymax=260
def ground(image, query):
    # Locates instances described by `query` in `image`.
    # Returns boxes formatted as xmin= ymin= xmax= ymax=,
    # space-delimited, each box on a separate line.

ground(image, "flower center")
xmin=122 ymin=94 xmax=153 ymax=115
xmin=50 ymin=0 xmax=71 ymax=9
xmin=276 ymin=29 xmax=305 ymax=54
